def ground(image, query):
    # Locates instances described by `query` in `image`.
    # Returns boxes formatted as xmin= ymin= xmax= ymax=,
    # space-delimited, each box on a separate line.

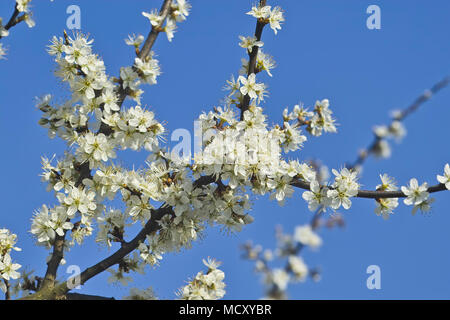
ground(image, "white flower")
xmin=31 ymin=205 xmax=56 ymax=244
xmin=178 ymin=258 xmax=226 ymax=300
xmin=16 ymin=0 xmax=32 ymax=13
xmin=57 ymin=186 xmax=97 ymax=217
xmin=268 ymin=6 xmax=284 ymax=35
xmin=75 ymin=133 xmax=117 ymax=169
xmin=412 ymin=198 xmax=435 ymax=215
xmin=127 ymin=195 xmax=152 ymax=222
xmin=203 ymin=257 xmax=221 ymax=270
xmin=401 ymin=178 xmax=429 ymax=206
xmin=142 ymin=10 xmax=163 ymax=27
xmin=302 ymin=180 xmax=329 ymax=212
xmin=374 ymin=198 xmax=399 ymax=219
xmin=256 ymin=50 xmax=275 ymax=77
xmin=308 ymin=99 xmax=337 ymax=136
xmin=134 ymin=56 xmax=161 ymax=85
xmin=164 ymin=18 xmax=177 ymax=42
xmin=239 ymin=35 xmax=263 ymax=53
xmin=100 ymin=88 xmax=120 ymax=114
xmin=0 ymin=254 xmax=21 ymax=281
xmin=247 ymin=5 xmax=271 ymax=19
xmin=327 ymin=168 xmax=359 ymax=210
xmin=376 ymin=174 xmax=398 ymax=191
xmin=223 ymin=74 xmax=240 ymax=96
xmin=288 ymin=256 xmax=308 ymax=281
xmin=282 ymin=122 xmax=307 ymax=152
xmin=51 ymin=206 xmax=74 ymax=236
xmin=373 ymin=140 xmax=391 ymax=159
xmin=120 ymin=67 xmax=139 ymax=90
xmin=373 ymin=125 xmax=389 ymax=138
xmin=294 ymin=225 xmax=322 ymax=249
xmin=125 ymin=34 xmax=144 ymax=47
xmin=0 ymin=229 xmax=21 ymax=253
xmin=24 ymin=13 xmax=35 ymax=28
xmin=270 ymin=268 xmax=290 ymax=291
xmin=0 ymin=18 xmax=9 ymax=38
xmin=171 ymin=0 xmax=191 ymax=22
xmin=267 ymin=174 xmax=294 ymax=206
xmin=238 ymin=73 xmax=264 ymax=100
xmin=437 ymin=163 xmax=450 ymax=190
xmin=389 ymin=121 xmax=406 ymax=141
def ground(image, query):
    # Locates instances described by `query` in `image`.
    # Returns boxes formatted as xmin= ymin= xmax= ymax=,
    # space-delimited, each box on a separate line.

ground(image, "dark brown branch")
xmin=78 ymin=206 xmax=172 ymax=287
xmin=115 ymin=0 xmax=173 ymax=108
xmin=4 ymin=6 xmax=20 ymax=29
xmin=291 ymin=179 xmax=448 ymax=199
xmin=41 ymin=234 xmax=66 ymax=290
xmin=138 ymin=0 xmax=173 ymax=60
xmin=23 ymin=206 xmax=174 ymax=299
xmin=240 ymin=0 xmax=267 ymax=119
xmin=0 ymin=5 xmax=28 ymax=40
xmin=3 ymin=279 xmax=10 ymax=300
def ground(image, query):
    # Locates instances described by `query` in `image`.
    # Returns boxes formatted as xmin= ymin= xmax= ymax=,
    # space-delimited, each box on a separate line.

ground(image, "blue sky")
xmin=0 ymin=0 xmax=449 ymax=299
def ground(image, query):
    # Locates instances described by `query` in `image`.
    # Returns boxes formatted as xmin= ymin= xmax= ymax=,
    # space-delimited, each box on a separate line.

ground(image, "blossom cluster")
xmin=0 ymin=229 xmax=22 ymax=293
xmin=23 ymin=0 xmax=448 ymax=299
xmin=246 ymin=4 xmax=285 ymax=35
xmin=0 ymin=0 xmax=41 ymax=59
xmin=371 ymin=120 xmax=407 ymax=159
xmin=142 ymin=0 xmax=191 ymax=42
xmin=242 ymin=224 xmax=322 ymax=299
xmin=374 ymin=174 xmax=399 ymax=219
xmin=32 ymin=1 xmax=340 ymax=280
xmin=177 ymin=258 xmax=226 ymax=300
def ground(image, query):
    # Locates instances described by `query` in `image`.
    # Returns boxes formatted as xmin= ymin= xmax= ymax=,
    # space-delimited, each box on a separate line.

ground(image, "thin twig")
xmin=0 ymin=5 xmax=27 ymax=40
xmin=348 ymin=77 xmax=450 ymax=169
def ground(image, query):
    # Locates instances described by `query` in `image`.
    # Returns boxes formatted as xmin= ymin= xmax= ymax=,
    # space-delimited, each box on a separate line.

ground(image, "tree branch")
xmin=115 ymin=0 xmax=173 ymax=108
xmin=41 ymin=234 xmax=66 ymax=290
xmin=348 ymin=76 xmax=450 ymax=169
xmin=23 ymin=206 xmax=174 ymax=300
xmin=240 ymin=0 xmax=267 ymax=119
xmin=38 ymin=0 xmax=175 ymax=292
xmin=0 ymin=4 xmax=28 ymax=40
xmin=291 ymin=179 xmax=448 ymax=199
xmin=3 ymin=279 xmax=11 ymax=300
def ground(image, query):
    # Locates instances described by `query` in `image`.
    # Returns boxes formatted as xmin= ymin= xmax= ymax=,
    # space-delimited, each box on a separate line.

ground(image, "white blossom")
xmin=239 ymin=35 xmax=263 ymax=53
xmin=294 ymin=225 xmax=322 ymax=249
xmin=401 ymin=178 xmax=429 ymax=206
xmin=177 ymin=258 xmax=226 ymax=300
xmin=437 ymin=163 xmax=450 ymax=190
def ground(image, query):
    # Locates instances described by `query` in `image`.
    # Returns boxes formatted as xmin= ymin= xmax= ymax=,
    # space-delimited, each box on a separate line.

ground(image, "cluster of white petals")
xmin=372 ymin=120 xmax=407 ymax=159
xmin=0 ymin=229 xmax=22 ymax=293
xmin=177 ymin=258 xmax=226 ymax=300
xmin=246 ymin=4 xmax=284 ymax=34
xmin=17 ymin=0 xmax=447 ymax=300
xmin=401 ymin=178 xmax=433 ymax=215
xmin=437 ymin=163 xmax=450 ymax=190
xmin=142 ymin=0 xmax=191 ymax=42
xmin=243 ymin=223 xmax=322 ymax=299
